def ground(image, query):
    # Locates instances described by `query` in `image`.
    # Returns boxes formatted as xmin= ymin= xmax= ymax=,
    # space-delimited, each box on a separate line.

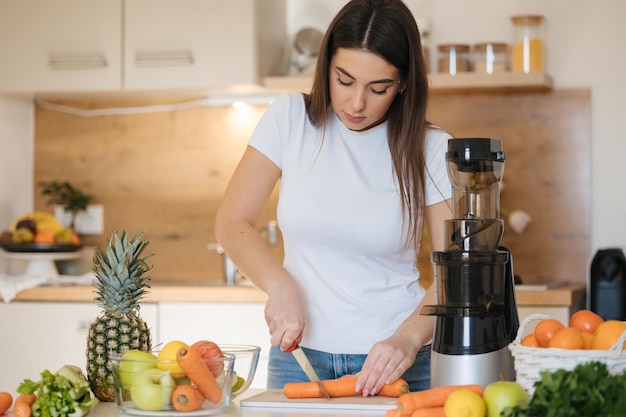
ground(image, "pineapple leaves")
xmin=92 ymin=230 xmax=153 ymax=314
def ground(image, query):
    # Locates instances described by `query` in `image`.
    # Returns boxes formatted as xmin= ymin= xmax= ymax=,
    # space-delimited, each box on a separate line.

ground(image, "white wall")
xmin=0 ymin=96 xmax=34 ymax=271
xmin=286 ymin=0 xmax=626 ymax=254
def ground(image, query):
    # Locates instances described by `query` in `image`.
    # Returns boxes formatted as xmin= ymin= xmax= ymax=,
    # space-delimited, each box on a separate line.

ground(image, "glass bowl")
xmin=111 ymin=350 xmax=236 ymax=416
xmin=218 ymin=344 xmax=261 ymax=398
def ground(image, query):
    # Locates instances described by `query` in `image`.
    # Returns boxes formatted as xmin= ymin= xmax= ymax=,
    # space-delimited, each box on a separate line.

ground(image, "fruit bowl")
xmin=111 ymin=350 xmax=236 ymax=416
xmin=218 ymin=344 xmax=261 ymax=398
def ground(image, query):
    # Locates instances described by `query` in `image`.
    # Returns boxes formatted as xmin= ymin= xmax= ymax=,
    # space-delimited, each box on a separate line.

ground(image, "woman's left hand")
xmin=355 ymin=332 xmax=419 ymax=397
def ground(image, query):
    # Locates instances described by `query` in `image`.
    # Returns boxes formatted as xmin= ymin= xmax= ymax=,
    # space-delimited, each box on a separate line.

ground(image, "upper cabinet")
xmin=0 ymin=0 xmax=286 ymax=94
xmin=123 ymin=0 xmax=285 ymax=91
xmin=0 ymin=0 xmax=122 ymax=92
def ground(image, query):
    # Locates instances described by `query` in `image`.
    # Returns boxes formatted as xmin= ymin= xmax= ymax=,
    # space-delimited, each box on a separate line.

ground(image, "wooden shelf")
xmin=264 ymin=72 xmax=553 ymax=94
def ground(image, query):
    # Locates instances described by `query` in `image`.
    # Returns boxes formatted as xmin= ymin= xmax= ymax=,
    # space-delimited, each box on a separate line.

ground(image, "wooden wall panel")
xmin=424 ymin=89 xmax=591 ymax=285
xmin=34 ymin=99 xmax=281 ymax=283
xmin=34 ymin=89 xmax=590 ymax=286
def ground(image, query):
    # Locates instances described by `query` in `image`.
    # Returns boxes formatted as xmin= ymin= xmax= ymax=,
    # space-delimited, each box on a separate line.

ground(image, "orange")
xmin=591 ymin=320 xmax=626 ymax=350
xmin=581 ymin=332 xmax=594 ymax=349
xmin=520 ymin=333 xmax=540 ymax=347
xmin=534 ymin=318 xmax=565 ymax=347
xmin=547 ymin=327 xmax=585 ymax=350
xmin=569 ymin=309 xmax=604 ymax=334
xmin=33 ymin=230 xmax=55 ymax=244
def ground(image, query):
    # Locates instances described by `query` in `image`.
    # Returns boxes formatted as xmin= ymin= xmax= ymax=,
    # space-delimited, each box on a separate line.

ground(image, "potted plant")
xmin=39 ymin=180 xmax=94 ymax=230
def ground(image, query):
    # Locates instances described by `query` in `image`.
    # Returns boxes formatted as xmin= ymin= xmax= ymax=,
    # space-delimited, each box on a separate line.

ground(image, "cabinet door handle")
xmin=134 ymin=51 xmax=194 ymax=67
xmin=48 ymin=55 xmax=108 ymax=70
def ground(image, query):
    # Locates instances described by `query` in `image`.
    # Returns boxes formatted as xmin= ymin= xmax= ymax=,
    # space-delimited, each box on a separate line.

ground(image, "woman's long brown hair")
xmin=305 ymin=0 xmax=430 ymax=251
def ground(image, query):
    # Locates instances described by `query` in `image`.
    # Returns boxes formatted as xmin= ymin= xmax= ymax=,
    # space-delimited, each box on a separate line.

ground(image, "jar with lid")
xmin=474 ymin=43 xmax=508 ymax=74
xmin=510 ymin=14 xmax=545 ymax=73
xmin=437 ymin=43 xmax=471 ymax=75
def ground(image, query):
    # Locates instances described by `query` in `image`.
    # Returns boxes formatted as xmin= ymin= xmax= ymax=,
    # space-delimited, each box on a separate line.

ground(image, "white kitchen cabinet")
xmin=158 ymin=302 xmax=270 ymax=389
xmin=0 ymin=0 xmax=122 ymax=92
xmin=124 ymin=0 xmax=286 ymax=91
xmin=0 ymin=301 xmax=158 ymax=395
xmin=0 ymin=0 xmax=286 ymax=93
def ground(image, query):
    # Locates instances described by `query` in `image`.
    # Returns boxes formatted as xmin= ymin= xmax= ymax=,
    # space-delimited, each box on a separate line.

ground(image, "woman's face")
xmin=329 ymin=48 xmax=404 ymax=132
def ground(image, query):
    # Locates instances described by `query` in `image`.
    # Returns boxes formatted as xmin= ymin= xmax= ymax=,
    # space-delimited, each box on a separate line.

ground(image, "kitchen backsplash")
xmin=34 ymin=97 xmax=280 ymax=283
xmin=34 ymin=89 xmax=591 ymax=286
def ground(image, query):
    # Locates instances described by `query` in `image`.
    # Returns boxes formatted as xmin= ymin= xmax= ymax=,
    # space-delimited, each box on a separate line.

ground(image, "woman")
xmin=215 ymin=0 xmax=452 ymax=395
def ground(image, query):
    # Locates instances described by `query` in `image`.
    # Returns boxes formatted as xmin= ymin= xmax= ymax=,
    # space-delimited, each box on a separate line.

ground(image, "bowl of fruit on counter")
xmin=111 ymin=341 xmax=260 ymax=415
xmin=0 ymin=211 xmax=82 ymax=252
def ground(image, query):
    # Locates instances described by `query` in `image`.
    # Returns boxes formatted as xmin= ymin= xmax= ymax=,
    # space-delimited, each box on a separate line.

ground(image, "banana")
xmin=11 ymin=211 xmax=64 ymax=234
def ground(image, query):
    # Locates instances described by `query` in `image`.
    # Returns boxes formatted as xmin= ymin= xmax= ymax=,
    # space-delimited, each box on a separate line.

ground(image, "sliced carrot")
xmin=0 ymin=392 xmax=13 ymax=415
xmin=396 ymin=384 xmax=484 ymax=414
xmin=410 ymin=406 xmax=445 ymax=417
xmin=283 ymin=375 xmax=409 ymax=398
xmin=172 ymin=385 xmax=206 ymax=412
xmin=176 ymin=346 xmax=223 ymax=403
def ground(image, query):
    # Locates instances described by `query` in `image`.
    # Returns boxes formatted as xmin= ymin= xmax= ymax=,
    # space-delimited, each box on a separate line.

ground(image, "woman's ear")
xmin=398 ymin=80 xmax=407 ymax=95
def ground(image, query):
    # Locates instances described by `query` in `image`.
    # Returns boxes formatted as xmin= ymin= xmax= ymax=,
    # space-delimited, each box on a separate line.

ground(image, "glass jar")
xmin=474 ymin=43 xmax=509 ymax=74
xmin=510 ymin=14 xmax=545 ymax=73
xmin=437 ymin=43 xmax=471 ymax=75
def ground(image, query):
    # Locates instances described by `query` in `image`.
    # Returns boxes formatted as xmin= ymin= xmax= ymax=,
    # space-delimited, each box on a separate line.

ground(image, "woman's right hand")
xmin=264 ymin=277 xmax=306 ymax=351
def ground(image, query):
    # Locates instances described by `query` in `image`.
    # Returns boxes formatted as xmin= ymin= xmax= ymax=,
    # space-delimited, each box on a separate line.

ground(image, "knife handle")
xmin=284 ymin=336 xmax=302 ymax=353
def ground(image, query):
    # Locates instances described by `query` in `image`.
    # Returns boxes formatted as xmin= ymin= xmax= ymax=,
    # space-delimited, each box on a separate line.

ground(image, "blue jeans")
xmin=267 ymin=344 xmax=431 ymax=392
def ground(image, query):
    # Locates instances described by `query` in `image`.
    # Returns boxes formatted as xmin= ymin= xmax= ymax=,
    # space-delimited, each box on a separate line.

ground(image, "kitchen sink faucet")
xmin=208 ymin=220 xmax=279 ymax=285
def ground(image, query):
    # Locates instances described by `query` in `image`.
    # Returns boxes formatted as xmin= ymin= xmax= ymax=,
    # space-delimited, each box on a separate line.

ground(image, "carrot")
xmin=0 ymin=392 xmax=13 ymax=415
xmin=283 ymin=375 xmax=409 ymax=399
xmin=396 ymin=385 xmax=483 ymax=414
xmin=172 ymin=385 xmax=206 ymax=412
xmin=15 ymin=395 xmax=36 ymax=406
xmin=378 ymin=378 xmax=410 ymax=397
xmin=176 ymin=346 xmax=223 ymax=404
xmin=13 ymin=393 xmax=36 ymax=417
xmin=385 ymin=409 xmax=398 ymax=417
xmin=410 ymin=406 xmax=445 ymax=417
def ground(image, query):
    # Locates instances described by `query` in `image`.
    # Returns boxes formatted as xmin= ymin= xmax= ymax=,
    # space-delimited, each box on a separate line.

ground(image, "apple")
xmin=130 ymin=368 xmax=175 ymax=411
xmin=119 ymin=350 xmax=158 ymax=389
xmin=483 ymin=380 xmax=529 ymax=417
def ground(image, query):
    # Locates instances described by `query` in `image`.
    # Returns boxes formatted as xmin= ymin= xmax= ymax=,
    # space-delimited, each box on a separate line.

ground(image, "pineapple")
xmin=86 ymin=230 xmax=153 ymax=401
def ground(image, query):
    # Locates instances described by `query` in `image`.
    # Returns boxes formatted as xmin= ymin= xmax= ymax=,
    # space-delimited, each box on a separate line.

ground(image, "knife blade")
xmin=285 ymin=338 xmax=331 ymax=399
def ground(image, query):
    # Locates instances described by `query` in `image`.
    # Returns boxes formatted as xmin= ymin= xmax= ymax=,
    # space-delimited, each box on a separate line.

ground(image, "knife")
xmin=285 ymin=337 xmax=331 ymax=399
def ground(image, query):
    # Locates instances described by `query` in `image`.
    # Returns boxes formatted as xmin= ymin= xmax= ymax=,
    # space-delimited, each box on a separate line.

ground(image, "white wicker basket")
xmin=508 ymin=313 xmax=626 ymax=395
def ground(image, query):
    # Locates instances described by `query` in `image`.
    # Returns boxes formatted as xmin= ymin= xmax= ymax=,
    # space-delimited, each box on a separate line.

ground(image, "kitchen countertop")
xmin=3 ymin=389 xmax=389 ymax=417
xmin=2 ymin=281 xmax=586 ymax=307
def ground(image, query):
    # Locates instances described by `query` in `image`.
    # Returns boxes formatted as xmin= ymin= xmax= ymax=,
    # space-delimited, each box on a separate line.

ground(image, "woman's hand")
xmin=355 ymin=331 xmax=419 ymax=397
xmin=356 ymin=285 xmax=436 ymax=397
xmin=265 ymin=278 xmax=306 ymax=351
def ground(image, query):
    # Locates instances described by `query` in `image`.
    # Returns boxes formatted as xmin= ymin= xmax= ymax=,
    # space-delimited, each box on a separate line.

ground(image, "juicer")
xmin=422 ymin=138 xmax=520 ymax=387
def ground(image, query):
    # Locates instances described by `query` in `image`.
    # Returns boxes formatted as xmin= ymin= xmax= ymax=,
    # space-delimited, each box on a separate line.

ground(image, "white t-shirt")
xmin=249 ymin=93 xmax=452 ymax=354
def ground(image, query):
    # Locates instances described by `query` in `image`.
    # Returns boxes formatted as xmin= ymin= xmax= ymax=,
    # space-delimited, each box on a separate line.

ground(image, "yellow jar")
xmin=510 ymin=15 xmax=545 ymax=73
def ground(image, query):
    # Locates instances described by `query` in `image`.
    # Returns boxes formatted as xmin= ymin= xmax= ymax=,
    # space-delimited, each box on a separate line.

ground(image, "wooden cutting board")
xmin=240 ymin=390 xmax=397 ymax=410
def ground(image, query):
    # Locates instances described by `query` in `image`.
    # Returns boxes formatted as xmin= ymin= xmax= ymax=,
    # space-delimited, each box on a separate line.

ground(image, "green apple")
xmin=130 ymin=368 xmax=175 ymax=411
xmin=119 ymin=350 xmax=158 ymax=389
xmin=483 ymin=380 xmax=529 ymax=417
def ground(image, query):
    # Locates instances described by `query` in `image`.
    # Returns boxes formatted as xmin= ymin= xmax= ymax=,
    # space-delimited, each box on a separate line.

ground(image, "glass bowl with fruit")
xmin=218 ymin=344 xmax=261 ymax=398
xmin=111 ymin=348 xmax=236 ymax=416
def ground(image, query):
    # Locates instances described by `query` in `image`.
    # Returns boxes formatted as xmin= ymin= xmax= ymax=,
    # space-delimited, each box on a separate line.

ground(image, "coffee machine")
xmin=422 ymin=138 xmax=520 ymax=387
